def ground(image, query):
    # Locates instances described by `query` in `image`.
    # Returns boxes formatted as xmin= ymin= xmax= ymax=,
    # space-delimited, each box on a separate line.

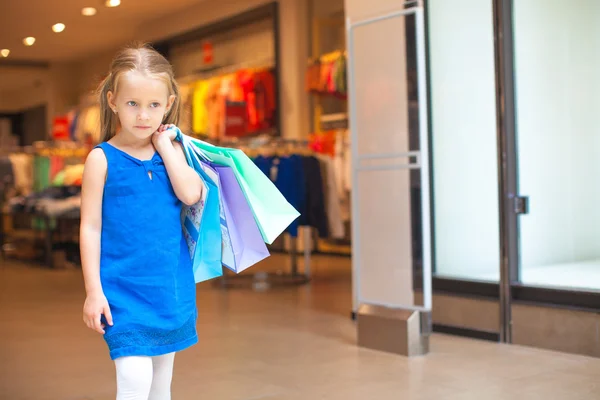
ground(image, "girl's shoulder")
xmin=86 ymin=146 xmax=108 ymax=168
xmin=82 ymin=147 xmax=108 ymax=186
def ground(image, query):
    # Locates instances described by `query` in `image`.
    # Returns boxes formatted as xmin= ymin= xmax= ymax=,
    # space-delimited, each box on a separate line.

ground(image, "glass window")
xmin=513 ymin=0 xmax=600 ymax=291
xmin=428 ymin=0 xmax=500 ymax=282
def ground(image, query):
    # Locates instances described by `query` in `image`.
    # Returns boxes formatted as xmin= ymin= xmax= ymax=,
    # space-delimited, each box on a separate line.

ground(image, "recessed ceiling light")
xmin=23 ymin=37 xmax=36 ymax=46
xmin=105 ymin=0 xmax=121 ymax=7
xmin=1 ymin=49 xmax=9 ymax=58
xmin=52 ymin=23 xmax=66 ymax=33
xmin=82 ymin=7 xmax=97 ymax=16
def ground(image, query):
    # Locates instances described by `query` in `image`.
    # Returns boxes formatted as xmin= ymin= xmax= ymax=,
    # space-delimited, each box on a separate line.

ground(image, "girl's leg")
xmin=114 ymin=356 xmax=153 ymax=400
xmin=148 ymin=352 xmax=176 ymax=400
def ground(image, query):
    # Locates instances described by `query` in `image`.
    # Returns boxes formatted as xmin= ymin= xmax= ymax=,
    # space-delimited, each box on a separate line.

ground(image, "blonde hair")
xmin=97 ymin=43 xmax=181 ymax=142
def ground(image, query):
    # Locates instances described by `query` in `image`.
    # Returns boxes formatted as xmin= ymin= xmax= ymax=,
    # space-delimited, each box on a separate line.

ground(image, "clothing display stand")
xmin=216 ymin=228 xmax=311 ymax=289
xmin=2 ymin=142 xmax=85 ymax=268
xmin=212 ymin=136 xmax=314 ymax=289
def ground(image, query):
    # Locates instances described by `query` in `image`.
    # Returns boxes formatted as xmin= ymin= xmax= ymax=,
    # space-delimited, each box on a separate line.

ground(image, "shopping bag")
xmin=180 ymin=131 xmax=300 ymax=244
xmin=195 ymin=159 xmax=236 ymax=271
xmin=212 ymin=164 xmax=270 ymax=273
xmin=179 ymin=134 xmax=223 ymax=283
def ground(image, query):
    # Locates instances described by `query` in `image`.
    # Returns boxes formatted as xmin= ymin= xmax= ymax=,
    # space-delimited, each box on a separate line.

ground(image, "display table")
xmin=1 ymin=210 xmax=80 ymax=268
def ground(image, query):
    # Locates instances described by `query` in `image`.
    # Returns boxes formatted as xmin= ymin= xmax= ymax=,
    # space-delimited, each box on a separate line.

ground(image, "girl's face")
xmin=107 ymin=70 xmax=175 ymax=140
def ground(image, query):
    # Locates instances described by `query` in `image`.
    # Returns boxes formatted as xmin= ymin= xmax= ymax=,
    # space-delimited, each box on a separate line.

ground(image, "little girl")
xmin=80 ymin=43 xmax=203 ymax=400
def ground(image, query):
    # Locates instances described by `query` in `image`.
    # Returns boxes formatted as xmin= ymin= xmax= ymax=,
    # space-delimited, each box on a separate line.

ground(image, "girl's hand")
xmin=152 ymin=124 xmax=177 ymax=154
xmin=83 ymin=292 xmax=113 ymax=334
xmin=159 ymin=124 xmax=177 ymax=140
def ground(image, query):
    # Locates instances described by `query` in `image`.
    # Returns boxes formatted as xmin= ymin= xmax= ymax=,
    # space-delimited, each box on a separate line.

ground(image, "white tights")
xmin=114 ymin=353 xmax=175 ymax=400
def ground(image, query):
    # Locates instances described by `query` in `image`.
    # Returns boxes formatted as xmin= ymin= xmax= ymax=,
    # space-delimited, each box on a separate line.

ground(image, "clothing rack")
xmin=0 ymin=145 xmax=35 ymax=156
xmin=2 ymin=141 xmax=85 ymax=268
xmin=216 ymin=228 xmax=312 ymax=289
xmin=216 ymin=137 xmax=313 ymax=290
xmin=320 ymin=113 xmax=349 ymax=130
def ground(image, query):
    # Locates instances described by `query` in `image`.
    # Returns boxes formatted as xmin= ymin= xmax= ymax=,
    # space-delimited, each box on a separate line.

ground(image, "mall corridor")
xmin=1 ymin=255 xmax=600 ymax=400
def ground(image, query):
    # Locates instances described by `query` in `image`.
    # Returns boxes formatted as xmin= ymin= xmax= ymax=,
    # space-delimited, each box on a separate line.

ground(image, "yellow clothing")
xmin=192 ymin=81 xmax=210 ymax=134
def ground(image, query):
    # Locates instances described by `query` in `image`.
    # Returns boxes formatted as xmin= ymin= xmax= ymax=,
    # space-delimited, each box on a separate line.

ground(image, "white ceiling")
xmin=0 ymin=0 xmax=208 ymax=98
xmin=0 ymin=0 xmax=205 ymax=62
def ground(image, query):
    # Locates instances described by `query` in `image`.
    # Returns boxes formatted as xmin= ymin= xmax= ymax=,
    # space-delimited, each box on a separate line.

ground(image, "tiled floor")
xmin=2 ymin=254 xmax=600 ymax=400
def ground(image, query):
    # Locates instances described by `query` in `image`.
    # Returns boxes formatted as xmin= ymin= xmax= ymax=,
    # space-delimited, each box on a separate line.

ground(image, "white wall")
xmin=169 ymin=19 xmax=275 ymax=78
xmin=0 ymin=85 xmax=48 ymax=114
xmin=428 ymin=0 xmax=500 ymax=281
xmin=513 ymin=0 xmax=600 ymax=270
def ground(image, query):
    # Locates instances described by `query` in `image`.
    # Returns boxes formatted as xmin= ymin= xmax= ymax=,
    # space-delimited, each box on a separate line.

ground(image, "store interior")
xmin=3 ymin=0 xmax=599 ymax=344
xmin=0 ymin=0 xmax=355 ymax=304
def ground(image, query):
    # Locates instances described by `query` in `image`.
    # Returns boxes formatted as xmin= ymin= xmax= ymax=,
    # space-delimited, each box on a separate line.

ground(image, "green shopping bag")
xmin=188 ymin=136 xmax=300 ymax=245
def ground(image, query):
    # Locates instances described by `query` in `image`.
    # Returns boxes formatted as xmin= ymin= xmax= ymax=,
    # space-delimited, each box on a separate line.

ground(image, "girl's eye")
xmin=150 ymin=102 xmax=161 ymax=108
xmin=127 ymin=101 xmax=137 ymax=107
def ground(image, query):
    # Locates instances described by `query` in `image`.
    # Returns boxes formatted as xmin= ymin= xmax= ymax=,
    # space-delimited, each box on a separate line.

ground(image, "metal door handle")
xmin=514 ymin=196 xmax=529 ymax=215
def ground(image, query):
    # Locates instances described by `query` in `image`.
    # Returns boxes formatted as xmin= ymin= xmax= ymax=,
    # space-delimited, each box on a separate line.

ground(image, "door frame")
xmin=492 ymin=0 xmax=519 ymax=343
xmin=423 ymin=0 xmax=600 ymax=345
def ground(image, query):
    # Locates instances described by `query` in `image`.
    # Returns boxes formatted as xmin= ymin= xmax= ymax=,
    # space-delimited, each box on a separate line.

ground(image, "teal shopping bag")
xmin=187 ymin=136 xmax=300 ymax=245
xmin=178 ymin=134 xmax=223 ymax=283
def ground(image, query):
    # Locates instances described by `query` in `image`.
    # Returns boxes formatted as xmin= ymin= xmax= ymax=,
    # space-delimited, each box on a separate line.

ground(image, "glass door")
xmin=496 ymin=0 xmax=600 ymax=344
xmin=511 ymin=0 xmax=600 ymax=294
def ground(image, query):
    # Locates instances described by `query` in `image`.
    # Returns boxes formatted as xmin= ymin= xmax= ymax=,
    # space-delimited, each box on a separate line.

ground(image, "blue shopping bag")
xmin=195 ymin=160 xmax=236 ymax=272
xmin=178 ymin=133 xmax=223 ymax=283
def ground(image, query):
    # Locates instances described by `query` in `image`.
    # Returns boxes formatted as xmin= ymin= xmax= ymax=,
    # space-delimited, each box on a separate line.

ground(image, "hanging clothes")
xmin=253 ymin=152 xmax=333 ymax=239
xmin=315 ymin=154 xmax=345 ymax=239
xmin=308 ymin=130 xmax=336 ymax=157
xmin=192 ymin=80 xmax=210 ymax=135
xmin=0 ymin=156 xmax=15 ymax=202
xmin=333 ymin=129 xmax=351 ymax=221
xmin=8 ymin=153 xmax=34 ymax=196
xmin=305 ymin=51 xmax=347 ymax=97
xmin=184 ymin=68 xmax=277 ymax=139
xmin=254 ymin=70 xmax=277 ymax=130
xmin=300 ymin=155 xmax=328 ymax=238
xmin=274 ymin=155 xmax=306 ymax=238
xmin=253 ymin=154 xmax=275 ymax=179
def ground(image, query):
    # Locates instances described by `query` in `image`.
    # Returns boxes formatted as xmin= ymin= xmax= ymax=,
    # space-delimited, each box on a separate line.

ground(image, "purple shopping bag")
xmin=213 ymin=164 xmax=270 ymax=273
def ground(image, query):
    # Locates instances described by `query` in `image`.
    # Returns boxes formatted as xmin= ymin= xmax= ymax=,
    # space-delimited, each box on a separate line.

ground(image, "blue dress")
xmin=96 ymin=142 xmax=198 ymax=360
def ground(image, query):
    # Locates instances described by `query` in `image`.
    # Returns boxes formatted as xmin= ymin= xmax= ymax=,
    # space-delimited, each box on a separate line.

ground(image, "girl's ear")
xmin=166 ymin=94 xmax=176 ymax=112
xmin=107 ymin=91 xmax=117 ymax=113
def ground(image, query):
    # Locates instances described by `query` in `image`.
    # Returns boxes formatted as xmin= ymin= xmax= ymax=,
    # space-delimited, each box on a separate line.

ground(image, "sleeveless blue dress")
xmin=96 ymin=142 xmax=197 ymax=360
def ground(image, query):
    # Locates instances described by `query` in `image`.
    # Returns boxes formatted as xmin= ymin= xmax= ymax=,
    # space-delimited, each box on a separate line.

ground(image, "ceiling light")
xmin=105 ymin=0 xmax=121 ymax=7
xmin=1 ymin=49 xmax=9 ymax=58
xmin=82 ymin=7 xmax=97 ymax=16
xmin=52 ymin=23 xmax=66 ymax=33
xmin=23 ymin=37 xmax=36 ymax=46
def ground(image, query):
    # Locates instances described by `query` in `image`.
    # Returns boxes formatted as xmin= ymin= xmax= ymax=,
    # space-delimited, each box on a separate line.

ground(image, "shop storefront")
xmin=426 ymin=0 xmax=600 ymax=355
xmin=345 ymin=0 xmax=600 ymax=357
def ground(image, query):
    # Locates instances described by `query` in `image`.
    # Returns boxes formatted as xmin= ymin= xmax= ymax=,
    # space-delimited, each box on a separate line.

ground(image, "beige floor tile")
xmin=2 ymin=255 xmax=600 ymax=400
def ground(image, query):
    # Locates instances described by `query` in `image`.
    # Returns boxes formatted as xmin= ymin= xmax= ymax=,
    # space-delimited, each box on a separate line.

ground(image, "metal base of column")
xmin=357 ymin=304 xmax=431 ymax=357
